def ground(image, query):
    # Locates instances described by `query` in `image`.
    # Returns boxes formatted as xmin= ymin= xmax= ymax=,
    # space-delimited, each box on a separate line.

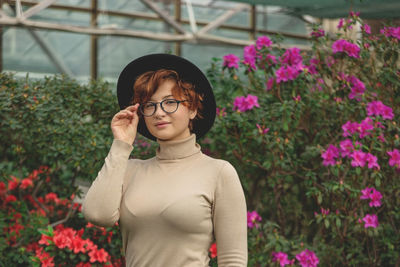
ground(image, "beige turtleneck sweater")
xmin=82 ymin=134 xmax=247 ymax=267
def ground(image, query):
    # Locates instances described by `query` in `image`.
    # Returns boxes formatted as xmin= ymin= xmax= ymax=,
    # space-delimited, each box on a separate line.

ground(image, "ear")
xmin=189 ymin=108 xmax=197 ymax=120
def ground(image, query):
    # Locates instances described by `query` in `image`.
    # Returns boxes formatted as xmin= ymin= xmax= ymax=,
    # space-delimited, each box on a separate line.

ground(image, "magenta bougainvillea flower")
xmin=266 ymin=78 xmax=275 ymax=91
xmin=280 ymin=47 xmax=303 ymax=66
xmin=233 ymin=94 xmax=260 ymax=112
xmin=362 ymin=24 xmax=371 ymax=34
xmin=362 ymin=214 xmax=379 ymax=228
xmin=365 ymin=153 xmax=380 ymax=170
xmin=347 ymin=75 xmax=365 ymax=100
xmin=272 ymin=252 xmax=294 ymax=267
xmin=332 ymin=39 xmax=360 ymax=58
xmin=243 ymin=44 xmax=257 ymax=70
xmin=256 ymin=35 xmax=273 ymax=50
xmin=247 ymin=211 xmax=262 ymax=228
xmin=339 ymin=139 xmax=354 ymax=158
xmin=367 ymin=101 xmax=394 ymax=120
xmin=342 ymin=121 xmax=359 ymax=137
xmin=256 ymin=124 xmax=269 ymax=135
xmin=321 ymin=144 xmax=340 ymax=166
xmin=358 ymin=117 xmax=374 ymax=138
xmin=275 ymin=65 xmax=302 ymax=83
xmin=387 ymin=149 xmax=400 ymax=169
xmin=222 ymin=54 xmax=240 ymax=69
xmin=351 ymin=150 xmax=367 ymax=167
xmin=295 ymin=249 xmax=319 ymax=267
xmin=380 ymin=26 xmax=400 ymax=40
xmin=360 ymin=187 xmax=382 ymax=207
xmin=311 ymin=29 xmax=325 ymax=38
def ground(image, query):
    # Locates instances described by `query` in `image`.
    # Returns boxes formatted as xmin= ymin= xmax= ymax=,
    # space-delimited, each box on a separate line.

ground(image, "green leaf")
xmin=324 ymin=219 xmax=330 ymax=228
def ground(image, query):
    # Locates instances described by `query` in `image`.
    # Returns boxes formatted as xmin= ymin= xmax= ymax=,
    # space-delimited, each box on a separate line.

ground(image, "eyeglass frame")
xmin=139 ymin=98 xmax=190 ymax=117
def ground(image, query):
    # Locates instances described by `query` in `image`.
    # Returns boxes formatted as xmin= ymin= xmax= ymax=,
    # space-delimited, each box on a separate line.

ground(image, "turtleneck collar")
xmin=156 ymin=134 xmax=201 ymax=160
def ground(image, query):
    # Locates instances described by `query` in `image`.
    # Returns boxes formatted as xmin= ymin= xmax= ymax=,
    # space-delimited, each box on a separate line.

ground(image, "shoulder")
xmin=199 ymin=154 xmax=238 ymax=178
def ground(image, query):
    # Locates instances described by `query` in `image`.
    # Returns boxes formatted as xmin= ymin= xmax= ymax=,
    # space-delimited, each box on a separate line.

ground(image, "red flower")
xmin=76 ymin=263 xmax=92 ymax=267
xmin=5 ymin=195 xmax=17 ymax=204
xmin=53 ymin=232 xmax=70 ymax=249
xmin=45 ymin=193 xmax=59 ymax=204
xmin=0 ymin=181 xmax=6 ymax=195
xmin=89 ymin=248 xmax=109 ymax=263
xmin=7 ymin=176 xmax=19 ymax=191
xmin=20 ymin=178 xmax=33 ymax=189
xmin=38 ymin=234 xmax=53 ymax=246
xmin=72 ymin=236 xmax=86 ymax=254
xmin=209 ymin=243 xmax=217 ymax=258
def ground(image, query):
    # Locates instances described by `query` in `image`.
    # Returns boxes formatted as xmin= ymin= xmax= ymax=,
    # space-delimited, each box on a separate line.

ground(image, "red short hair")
xmin=132 ymin=69 xmax=204 ymax=121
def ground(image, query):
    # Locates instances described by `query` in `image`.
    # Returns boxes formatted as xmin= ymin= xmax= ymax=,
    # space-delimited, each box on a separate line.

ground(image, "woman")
xmin=82 ymin=54 xmax=247 ymax=267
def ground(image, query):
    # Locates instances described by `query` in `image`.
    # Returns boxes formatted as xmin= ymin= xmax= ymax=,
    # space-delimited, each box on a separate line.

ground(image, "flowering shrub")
xmin=205 ymin=12 xmax=400 ymax=266
xmin=0 ymin=167 xmax=124 ymax=266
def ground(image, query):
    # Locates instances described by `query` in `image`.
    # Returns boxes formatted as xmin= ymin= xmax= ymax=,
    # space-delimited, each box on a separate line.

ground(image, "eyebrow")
xmin=150 ymin=94 xmax=173 ymax=101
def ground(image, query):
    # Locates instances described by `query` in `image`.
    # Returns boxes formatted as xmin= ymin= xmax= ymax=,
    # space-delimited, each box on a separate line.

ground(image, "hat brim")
xmin=117 ymin=53 xmax=216 ymax=141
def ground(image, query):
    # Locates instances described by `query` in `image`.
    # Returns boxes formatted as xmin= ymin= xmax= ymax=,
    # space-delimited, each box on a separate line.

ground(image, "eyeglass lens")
xmin=140 ymin=99 xmax=179 ymax=116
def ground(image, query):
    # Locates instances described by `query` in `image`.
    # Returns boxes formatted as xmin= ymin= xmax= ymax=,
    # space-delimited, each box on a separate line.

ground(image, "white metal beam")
xmin=197 ymin=3 xmax=249 ymax=35
xmin=22 ymin=0 xmax=56 ymax=20
xmin=139 ymin=0 xmax=187 ymax=34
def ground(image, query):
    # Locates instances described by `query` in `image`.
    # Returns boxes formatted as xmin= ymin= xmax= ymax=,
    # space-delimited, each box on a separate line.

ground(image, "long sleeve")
xmin=213 ymin=162 xmax=248 ymax=266
xmin=82 ymin=139 xmax=135 ymax=227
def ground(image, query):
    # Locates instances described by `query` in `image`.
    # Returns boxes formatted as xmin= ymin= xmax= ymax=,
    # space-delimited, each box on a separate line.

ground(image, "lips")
xmin=155 ymin=122 xmax=170 ymax=126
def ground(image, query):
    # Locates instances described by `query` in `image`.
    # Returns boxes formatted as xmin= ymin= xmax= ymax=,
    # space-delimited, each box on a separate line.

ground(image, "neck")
xmin=156 ymin=134 xmax=201 ymax=160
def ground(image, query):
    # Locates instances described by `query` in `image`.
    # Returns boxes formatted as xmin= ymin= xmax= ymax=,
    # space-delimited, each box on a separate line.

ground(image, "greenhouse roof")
xmin=222 ymin=0 xmax=400 ymax=19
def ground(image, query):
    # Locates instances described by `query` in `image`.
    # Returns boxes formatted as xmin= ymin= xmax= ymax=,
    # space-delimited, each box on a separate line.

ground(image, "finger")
xmin=126 ymin=103 xmax=140 ymax=111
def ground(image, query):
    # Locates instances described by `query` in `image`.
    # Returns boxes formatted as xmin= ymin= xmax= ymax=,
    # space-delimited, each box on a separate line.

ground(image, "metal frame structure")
xmin=0 ymin=0 xmax=310 ymax=78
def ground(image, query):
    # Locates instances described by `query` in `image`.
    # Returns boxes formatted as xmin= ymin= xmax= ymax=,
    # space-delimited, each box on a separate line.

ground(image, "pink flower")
xmin=272 ymin=252 xmax=293 ymax=267
xmin=365 ymin=153 xmax=380 ymax=170
xmin=275 ymin=65 xmax=302 ymax=83
xmin=246 ymin=94 xmax=260 ymax=109
xmin=347 ymin=75 xmax=365 ymax=101
xmin=360 ymin=187 xmax=382 ymax=207
xmin=387 ymin=149 xmax=400 ymax=169
xmin=337 ymin=18 xmax=344 ymax=29
xmin=296 ymin=249 xmax=319 ymax=267
xmin=321 ymin=145 xmax=340 ymax=166
xmin=357 ymin=117 xmax=374 ymax=138
xmin=293 ymin=95 xmax=301 ymax=102
xmin=233 ymin=96 xmax=247 ymax=112
xmin=266 ymin=78 xmax=275 ymax=91
xmin=362 ymin=24 xmax=371 ymax=34
xmin=340 ymin=139 xmax=354 ymax=158
xmin=256 ymin=124 xmax=269 ymax=134
xmin=243 ymin=45 xmax=257 ymax=70
xmin=332 ymin=39 xmax=360 ymax=58
xmin=280 ymin=47 xmax=303 ymax=66
xmin=256 ymin=36 xmax=273 ymax=49
xmin=311 ymin=29 xmax=325 ymax=38
xmin=342 ymin=121 xmax=359 ymax=137
xmin=216 ymin=107 xmax=227 ymax=117
xmin=223 ymin=54 xmax=240 ymax=69
xmin=247 ymin=210 xmax=262 ymax=228
xmin=362 ymin=214 xmax=379 ymax=228
xmin=351 ymin=150 xmax=366 ymax=167
xmin=265 ymin=54 xmax=277 ymax=65
xmin=233 ymin=94 xmax=259 ymax=112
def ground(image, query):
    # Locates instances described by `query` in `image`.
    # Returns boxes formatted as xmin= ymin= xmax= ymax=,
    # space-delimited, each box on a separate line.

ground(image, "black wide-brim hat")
xmin=117 ymin=53 xmax=216 ymax=141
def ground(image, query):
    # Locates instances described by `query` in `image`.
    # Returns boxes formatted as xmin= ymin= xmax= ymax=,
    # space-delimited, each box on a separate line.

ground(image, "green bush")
xmin=0 ymin=73 xmax=157 ymax=196
xmin=204 ymin=13 xmax=400 ymax=266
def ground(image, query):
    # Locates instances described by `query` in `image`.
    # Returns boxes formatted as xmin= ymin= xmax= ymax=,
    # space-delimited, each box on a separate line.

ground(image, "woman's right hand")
xmin=111 ymin=104 xmax=140 ymax=145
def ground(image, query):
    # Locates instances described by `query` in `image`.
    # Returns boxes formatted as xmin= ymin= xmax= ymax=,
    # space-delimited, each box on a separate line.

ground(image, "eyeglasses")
xmin=139 ymin=99 xmax=189 ymax=117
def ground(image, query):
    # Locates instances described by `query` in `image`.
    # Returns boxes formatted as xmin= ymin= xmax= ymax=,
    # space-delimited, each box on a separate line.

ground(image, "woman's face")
xmin=143 ymin=79 xmax=197 ymax=141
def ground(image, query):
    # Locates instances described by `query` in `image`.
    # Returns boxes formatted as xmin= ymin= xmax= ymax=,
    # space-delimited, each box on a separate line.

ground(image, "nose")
xmin=153 ymin=102 xmax=167 ymax=117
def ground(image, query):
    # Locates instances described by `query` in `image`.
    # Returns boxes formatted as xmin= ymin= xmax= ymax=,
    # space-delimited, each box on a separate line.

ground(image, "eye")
xmin=143 ymin=102 xmax=155 ymax=109
xmin=164 ymin=99 xmax=178 ymax=105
